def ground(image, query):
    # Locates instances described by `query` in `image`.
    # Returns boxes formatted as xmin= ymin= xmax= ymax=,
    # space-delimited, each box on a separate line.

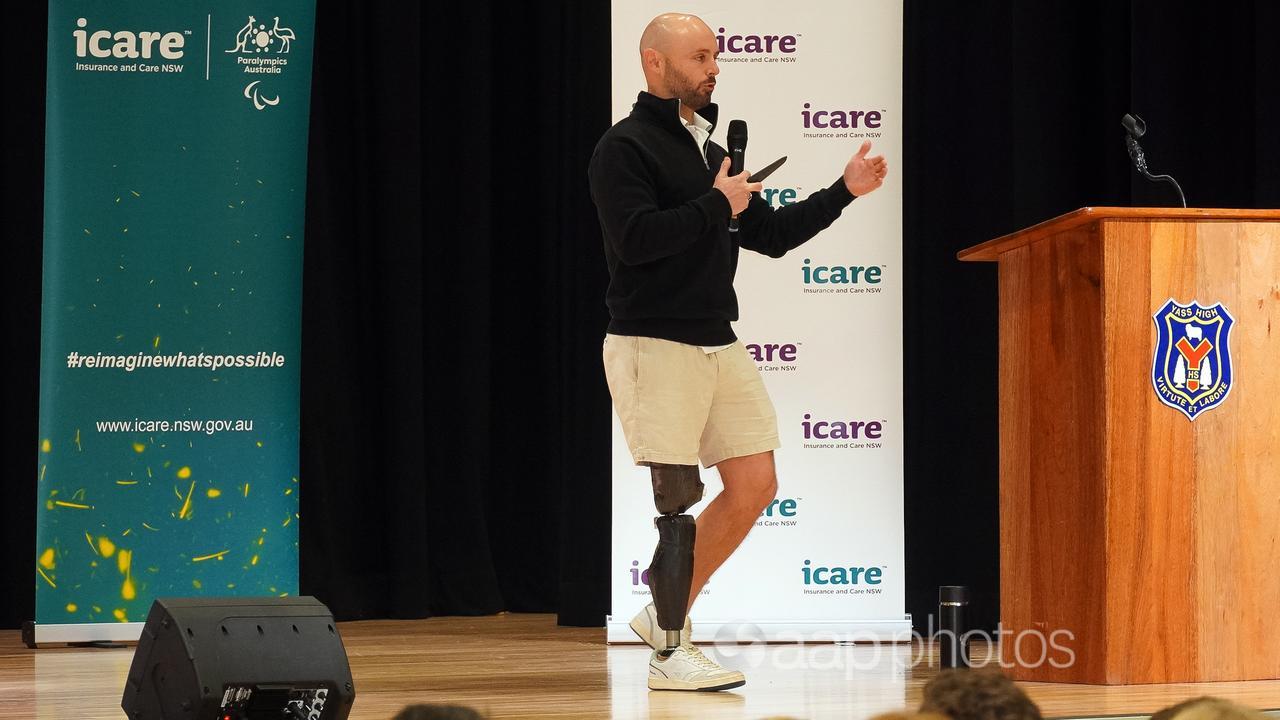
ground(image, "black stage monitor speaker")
xmin=122 ymin=596 xmax=355 ymax=720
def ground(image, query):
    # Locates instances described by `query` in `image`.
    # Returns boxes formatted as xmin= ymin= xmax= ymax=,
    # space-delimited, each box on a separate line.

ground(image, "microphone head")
xmin=1121 ymin=113 xmax=1146 ymax=139
xmin=727 ymin=119 xmax=748 ymax=148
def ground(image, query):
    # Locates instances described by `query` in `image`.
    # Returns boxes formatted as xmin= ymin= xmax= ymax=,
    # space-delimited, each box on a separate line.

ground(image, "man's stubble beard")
xmin=665 ymin=64 xmax=712 ymax=111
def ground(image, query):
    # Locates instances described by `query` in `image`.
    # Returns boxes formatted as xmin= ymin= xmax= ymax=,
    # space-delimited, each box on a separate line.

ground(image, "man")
xmin=588 ymin=12 xmax=888 ymax=692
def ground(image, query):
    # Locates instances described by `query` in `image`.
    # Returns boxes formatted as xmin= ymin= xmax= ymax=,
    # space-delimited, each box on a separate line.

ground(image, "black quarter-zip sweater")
xmin=588 ymin=91 xmax=857 ymax=346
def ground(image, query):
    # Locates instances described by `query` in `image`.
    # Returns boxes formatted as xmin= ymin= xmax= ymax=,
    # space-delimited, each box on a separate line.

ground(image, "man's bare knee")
xmin=718 ymin=452 xmax=777 ymax=511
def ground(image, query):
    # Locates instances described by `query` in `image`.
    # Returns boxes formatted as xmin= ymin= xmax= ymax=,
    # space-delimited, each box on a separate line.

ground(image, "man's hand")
xmin=843 ymin=141 xmax=888 ymax=196
xmin=713 ymin=157 xmax=764 ymax=216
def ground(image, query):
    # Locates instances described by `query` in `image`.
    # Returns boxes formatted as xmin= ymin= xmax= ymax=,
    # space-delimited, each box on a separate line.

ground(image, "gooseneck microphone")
xmin=726 ymin=120 xmax=748 ymax=232
xmin=1122 ymin=113 xmax=1187 ymax=208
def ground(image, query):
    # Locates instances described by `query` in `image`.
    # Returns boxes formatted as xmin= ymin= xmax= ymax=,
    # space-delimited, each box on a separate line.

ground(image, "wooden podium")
xmin=958 ymin=208 xmax=1280 ymax=684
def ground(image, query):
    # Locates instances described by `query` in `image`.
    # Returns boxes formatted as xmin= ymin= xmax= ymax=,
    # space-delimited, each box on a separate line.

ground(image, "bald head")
xmin=638 ymin=13 xmax=720 ymax=118
xmin=639 ymin=13 xmax=713 ymax=56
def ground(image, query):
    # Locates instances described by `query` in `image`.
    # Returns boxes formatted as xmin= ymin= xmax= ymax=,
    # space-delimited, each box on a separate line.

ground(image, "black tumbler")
xmin=939 ymin=585 xmax=970 ymax=668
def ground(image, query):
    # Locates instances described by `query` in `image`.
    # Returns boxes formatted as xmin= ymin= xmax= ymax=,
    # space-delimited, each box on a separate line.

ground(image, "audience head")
xmin=920 ymin=669 xmax=1041 ymax=720
xmin=1151 ymin=697 xmax=1270 ymax=720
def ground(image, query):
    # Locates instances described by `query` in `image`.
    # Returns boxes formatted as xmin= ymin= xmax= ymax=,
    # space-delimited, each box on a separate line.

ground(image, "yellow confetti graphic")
xmin=40 ymin=465 xmax=46 ymax=482
xmin=75 ymin=429 xmax=82 ymax=452
xmin=177 ymin=466 xmax=192 ymax=479
xmin=37 ymin=567 xmax=56 ymax=589
xmin=85 ymin=532 xmax=99 ymax=555
xmin=98 ymin=536 xmax=116 ymax=558
xmin=41 ymin=439 xmax=51 ymax=453
xmin=117 ymin=548 xmax=132 ymax=575
xmin=178 ymin=480 xmax=196 ymax=519
xmin=39 ymin=548 xmax=56 ymax=570
xmin=192 ymin=579 xmax=202 ymax=589
xmin=251 ymin=555 xmax=259 ymax=566
xmin=130 ymin=190 xmax=140 ymax=197
xmin=116 ymin=480 xmax=138 ymax=486
xmin=282 ymin=516 xmax=292 ymax=527
xmin=132 ymin=442 xmax=146 ymax=453
xmin=206 ymin=488 xmax=222 ymax=498
xmin=122 ymin=577 xmax=136 ymax=601
xmin=45 ymin=500 xmax=54 ymax=510
xmin=53 ymin=500 xmax=93 ymax=510
xmin=113 ymin=609 xmax=128 ymax=622
xmin=243 ymin=483 xmax=251 ymax=497
xmin=142 ymin=523 xmax=159 ymax=532
xmin=66 ymin=604 xmax=77 ymax=613
xmin=256 ymin=440 xmax=264 ymax=448
xmin=284 ymin=488 xmax=293 ymax=495
xmin=192 ymin=550 xmax=229 ymax=563
xmin=153 ymin=335 xmax=160 ymax=349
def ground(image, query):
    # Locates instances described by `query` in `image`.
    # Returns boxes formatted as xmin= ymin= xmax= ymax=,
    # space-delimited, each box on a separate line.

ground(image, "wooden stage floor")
xmin=3 ymin=613 xmax=1279 ymax=719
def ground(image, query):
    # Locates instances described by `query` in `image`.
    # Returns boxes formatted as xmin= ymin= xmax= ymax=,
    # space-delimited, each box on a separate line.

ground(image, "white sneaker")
xmin=629 ymin=602 xmax=691 ymax=649
xmin=648 ymin=644 xmax=746 ymax=692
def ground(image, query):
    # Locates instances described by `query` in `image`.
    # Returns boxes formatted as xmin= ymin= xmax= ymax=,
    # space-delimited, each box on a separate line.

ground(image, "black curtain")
xmin=298 ymin=1 xmax=613 ymax=625
xmin=4 ymin=1 xmax=1277 ymax=632
xmin=901 ymin=0 xmax=1280 ymax=631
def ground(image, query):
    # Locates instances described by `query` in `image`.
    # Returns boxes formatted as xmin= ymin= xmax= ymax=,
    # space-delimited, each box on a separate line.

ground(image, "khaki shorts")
xmin=602 ymin=334 xmax=781 ymax=468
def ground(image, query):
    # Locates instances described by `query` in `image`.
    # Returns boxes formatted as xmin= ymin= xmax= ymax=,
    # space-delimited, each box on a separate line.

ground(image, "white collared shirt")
xmin=681 ymin=105 xmax=713 ymax=168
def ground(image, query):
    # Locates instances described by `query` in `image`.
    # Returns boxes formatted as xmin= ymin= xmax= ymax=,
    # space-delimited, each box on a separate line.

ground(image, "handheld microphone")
xmin=726 ymin=120 xmax=747 ymax=232
xmin=1122 ymin=113 xmax=1187 ymax=208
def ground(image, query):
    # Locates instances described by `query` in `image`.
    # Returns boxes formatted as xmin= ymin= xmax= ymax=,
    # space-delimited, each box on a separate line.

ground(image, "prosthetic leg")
xmin=646 ymin=463 xmax=704 ymax=657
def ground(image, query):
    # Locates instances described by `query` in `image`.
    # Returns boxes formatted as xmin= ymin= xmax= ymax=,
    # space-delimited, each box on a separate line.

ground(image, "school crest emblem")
xmin=1151 ymin=299 xmax=1234 ymax=421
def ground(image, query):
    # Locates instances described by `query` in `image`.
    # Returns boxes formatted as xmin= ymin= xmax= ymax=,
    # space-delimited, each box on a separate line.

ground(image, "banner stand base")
xmin=22 ymin=620 xmax=144 ymax=648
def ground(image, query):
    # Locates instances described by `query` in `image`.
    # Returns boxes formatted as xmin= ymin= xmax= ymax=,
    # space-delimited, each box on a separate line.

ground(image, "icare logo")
xmin=762 ymin=187 xmax=799 ymax=208
xmin=715 ymin=27 xmax=798 ymax=54
xmin=801 ymin=414 xmax=883 ymax=441
xmin=801 ymin=103 xmax=883 ymax=129
xmin=73 ymin=18 xmax=187 ymax=59
xmin=629 ymin=560 xmax=651 ymax=587
xmin=802 ymin=560 xmax=884 ymax=585
xmin=758 ymin=498 xmax=800 ymax=527
xmin=745 ymin=342 xmax=798 ymax=363
xmin=761 ymin=497 xmax=799 ymax=518
xmin=801 ymin=259 xmax=883 ymax=285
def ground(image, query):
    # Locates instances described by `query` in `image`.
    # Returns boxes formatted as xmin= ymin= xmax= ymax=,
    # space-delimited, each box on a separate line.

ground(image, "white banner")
xmin=607 ymin=1 xmax=907 ymax=643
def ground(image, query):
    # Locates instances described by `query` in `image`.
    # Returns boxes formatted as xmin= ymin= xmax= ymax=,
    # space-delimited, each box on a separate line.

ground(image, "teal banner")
xmin=35 ymin=0 xmax=316 ymax=639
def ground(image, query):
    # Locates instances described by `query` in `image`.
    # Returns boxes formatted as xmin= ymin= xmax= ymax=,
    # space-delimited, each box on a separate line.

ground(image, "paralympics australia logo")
xmin=225 ymin=15 xmax=296 ymax=110
xmin=1151 ymin=299 xmax=1235 ymax=421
